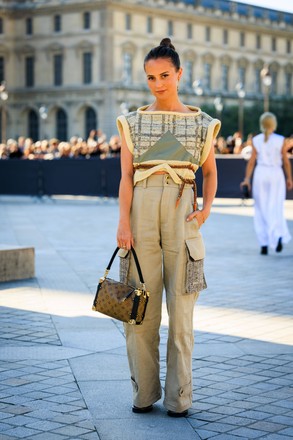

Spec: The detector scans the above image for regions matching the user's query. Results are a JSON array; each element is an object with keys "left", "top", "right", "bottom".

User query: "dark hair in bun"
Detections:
[{"left": 144, "top": 37, "right": 180, "bottom": 71}]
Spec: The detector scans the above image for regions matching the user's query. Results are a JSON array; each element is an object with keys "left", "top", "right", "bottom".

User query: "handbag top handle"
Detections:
[{"left": 106, "top": 246, "right": 145, "bottom": 286}]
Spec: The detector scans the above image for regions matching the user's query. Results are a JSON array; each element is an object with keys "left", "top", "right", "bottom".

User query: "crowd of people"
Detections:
[
  {"left": 0, "top": 129, "right": 121, "bottom": 160},
  {"left": 0, "top": 128, "right": 292, "bottom": 160}
]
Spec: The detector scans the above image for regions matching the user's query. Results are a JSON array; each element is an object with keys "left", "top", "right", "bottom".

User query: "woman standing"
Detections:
[
  {"left": 241, "top": 112, "right": 293, "bottom": 255},
  {"left": 116, "top": 38, "right": 220, "bottom": 417}
]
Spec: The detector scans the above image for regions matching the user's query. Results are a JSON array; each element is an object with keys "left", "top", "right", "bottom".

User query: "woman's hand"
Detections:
[
  {"left": 287, "top": 178, "right": 293, "bottom": 191},
  {"left": 240, "top": 177, "right": 251, "bottom": 193},
  {"left": 117, "top": 221, "right": 134, "bottom": 250},
  {"left": 186, "top": 209, "right": 209, "bottom": 228}
]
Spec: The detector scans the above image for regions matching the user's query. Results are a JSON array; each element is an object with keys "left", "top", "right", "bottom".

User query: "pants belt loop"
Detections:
[{"left": 143, "top": 178, "right": 147, "bottom": 188}]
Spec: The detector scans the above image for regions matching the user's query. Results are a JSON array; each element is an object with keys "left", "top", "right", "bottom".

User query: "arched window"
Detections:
[
  {"left": 122, "top": 52, "right": 133, "bottom": 85},
  {"left": 85, "top": 107, "right": 97, "bottom": 139},
  {"left": 56, "top": 108, "right": 67, "bottom": 141},
  {"left": 28, "top": 109, "right": 39, "bottom": 141},
  {"left": 184, "top": 61, "right": 193, "bottom": 89}
]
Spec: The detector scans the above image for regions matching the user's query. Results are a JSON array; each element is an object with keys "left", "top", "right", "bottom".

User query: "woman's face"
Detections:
[{"left": 144, "top": 58, "right": 182, "bottom": 100}]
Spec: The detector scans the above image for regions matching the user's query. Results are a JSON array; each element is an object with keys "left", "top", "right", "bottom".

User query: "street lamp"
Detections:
[
  {"left": 213, "top": 96, "right": 223, "bottom": 121},
  {"left": 236, "top": 82, "right": 246, "bottom": 138},
  {"left": 193, "top": 79, "right": 203, "bottom": 109},
  {"left": 39, "top": 105, "right": 48, "bottom": 140},
  {"left": 0, "top": 81, "right": 8, "bottom": 144},
  {"left": 193, "top": 79, "right": 203, "bottom": 97},
  {"left": 120, "top": 102, "right": 129, "bottom": 116},
  {"left": 260, "top": 65, "right": 272, "bottom": 112}
]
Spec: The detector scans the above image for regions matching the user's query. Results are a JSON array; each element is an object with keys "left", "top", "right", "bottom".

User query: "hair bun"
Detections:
[{"left": 159, "top": 38, "right": 176, "bottom": 51}]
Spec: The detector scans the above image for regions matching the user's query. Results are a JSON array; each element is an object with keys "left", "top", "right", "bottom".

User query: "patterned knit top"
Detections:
[{"left": 117, "top": 105, "right": 221, "bottom": 185}]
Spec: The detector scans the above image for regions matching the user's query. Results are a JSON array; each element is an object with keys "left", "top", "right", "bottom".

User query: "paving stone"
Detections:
[
  {"left": 51, "top": 425, "right": 91, "bottom": 436},
  {"left": 2, "top": 426, "right": 42, "bottom": 438},
  {"left": 193, "top": 429, "right": 218, "bottom": 439},
  {"left": 198, "top": 421, "right": 236, "bottom": 433},
  {"left": 249, "top": 421, "right": 287, "bottom": 432},
  {"left": 24, "top": 433, "right": 66, "bottom": 440},
  {"left": 0, "top": 405, "right": 32, "bottom": 415},
  {"left": 230, "top": 427, "right": 268, "bottom": 438},
  {"left": 278, "top": 427, "right": 293, "bottom": 436}
]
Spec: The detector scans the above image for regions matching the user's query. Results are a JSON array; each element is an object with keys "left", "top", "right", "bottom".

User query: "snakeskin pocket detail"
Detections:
[{"left": 185, "top": 237, "right": 207, "bottom": 294}]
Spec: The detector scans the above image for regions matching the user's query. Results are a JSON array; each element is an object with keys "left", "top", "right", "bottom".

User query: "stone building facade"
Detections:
[{"left": 0, "top": 0, "right": 292, "bottom": 141}]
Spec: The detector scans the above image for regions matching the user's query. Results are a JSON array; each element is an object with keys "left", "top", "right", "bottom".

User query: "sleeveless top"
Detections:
[
  {"left": 253, "top": 133, "right": 284, "bottom": 168},
  {"left": 117, "top": 105, "right": 221, "bottom": 186}
]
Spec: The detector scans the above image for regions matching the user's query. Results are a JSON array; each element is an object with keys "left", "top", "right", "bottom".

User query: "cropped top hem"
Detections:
[{"left": 133, "top": 160, "right": 196, "bottom": 185}]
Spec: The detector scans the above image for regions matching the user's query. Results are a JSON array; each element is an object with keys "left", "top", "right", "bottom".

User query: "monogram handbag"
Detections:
[{"left": 92, "top": 247, "right": 149, "bottom": 325}]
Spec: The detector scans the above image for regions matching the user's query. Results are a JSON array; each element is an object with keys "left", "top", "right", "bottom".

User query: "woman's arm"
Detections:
[
  {"left": 282, "top": 141, "right": 293, "bottom": 191},
  {"left": 186, "top": 146, "right": 217, "bottom": 226},
  {"left": 240, "top": 145, "right": 257, "bottom": 192},
  {"left": 116, "top": 131, "right": 135, "bottom": 250}
]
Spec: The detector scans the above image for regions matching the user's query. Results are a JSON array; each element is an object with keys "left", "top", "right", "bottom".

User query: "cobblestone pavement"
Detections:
[{"left": 0, "top": 195, "right": 292, "bottom": 440}]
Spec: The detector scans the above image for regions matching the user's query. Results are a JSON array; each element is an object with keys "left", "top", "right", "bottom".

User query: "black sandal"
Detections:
[
  {"left": 132, "top": 405, "right": 153, "bottom": 414},
  {"left": 167, "top": 409, "right": 188, "bottom": 418}
]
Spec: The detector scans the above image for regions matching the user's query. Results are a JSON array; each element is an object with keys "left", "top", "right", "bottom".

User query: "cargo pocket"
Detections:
[
  {"left": 118, "top": 248, "right": 130, "bottom": 284},
  {"left": 185, "top": 237, "right": 207, "bottom": 294}
]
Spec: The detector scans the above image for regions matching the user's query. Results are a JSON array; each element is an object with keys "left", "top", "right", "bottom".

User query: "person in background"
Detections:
[{"left": 240, "top": 112, "right": 293, "bottom": 255}]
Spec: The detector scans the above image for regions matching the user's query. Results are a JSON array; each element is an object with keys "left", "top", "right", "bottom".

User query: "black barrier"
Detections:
[{"left": 0, "top": 157, "right": 292, "bottom": 199}]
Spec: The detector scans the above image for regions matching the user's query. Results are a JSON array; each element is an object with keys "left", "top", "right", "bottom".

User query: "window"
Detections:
[
  {"left": 286, "top": 39, "right": 291, "bottom": 54},
  {"left": 54, "top": 15, "right": 61, "bottom": 32},
  {"left": 221, "top": 64, "right": 229, "bottom": 91},
  {"left": 205, "top": 26, "right": 211, "bottom": 42},
  {"left": 83, "top": 52, "right": 92, "bottom": 84},
  {"left": 147, "top": 16, "right": 153, "bottom": 34},
  {"left": 0, "top": 57, "right": 4, "bottom": 82},
  {"left": 240, "top": 32, "right": 245, "bottom": 47},
  {"left": 167, "top": 20, "right": 173, "bottom": 36},
  {"left": 187, "top": 23, "right": 192, "bottom": 40},
  {"left": 204, "top": 63, "right": 211, "bottom": 90},
  {"left": 271, "top": 71, "right": 277, "bottom": 95},
  {"left": 255, "top": 67, "right": 261, "bottom": 93},
  {"left": 223, "top": 29, "right": 228, "bottom": 45},
  {"left": 28, "top": 110, "right": 39, "bottom": 141},
  {"left": 0, "top": 17, "right": 3, "bottom": 34},
  {"left": 238, "top": 67, "right": 246, "bottom": 88},
  {"left": 56, "top": 109, "right": 67, "bottom": 141},
  {"left": 125, "top": 13, "right": 131, "bottom": 31},
  {"left": 54, "top": 54, "right": 63, "bottom": 86},
  {"left": 122, "top": 52, "right": 132, "bottom": 85},
  {"left": 83, "top": 12, "right": 91, "bottom": 30},
  {"left": 285, "top": 72, "right": 292, "bottom": 95},
  {"left": 25, "top": 56, "right": 34, "bottom": 87},
  {"left": 272, "top": 37, "right": 276, "bottom": 52},
  {"left": 26, "top": 17, "right": 33, "bottom": 35},
  {"left": 85, "top": 107, "right": 97, "bottom": 139},
  {"left": 185, "top": 61, "right": 193, "bottom": 88},
  {"left": 256, "top": 34, "right": 261, "bottom": 49}
]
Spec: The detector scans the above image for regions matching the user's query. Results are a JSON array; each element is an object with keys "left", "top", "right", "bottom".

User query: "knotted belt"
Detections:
[{"left": 133, "top": 163, "right": 198, "bottom": 211}]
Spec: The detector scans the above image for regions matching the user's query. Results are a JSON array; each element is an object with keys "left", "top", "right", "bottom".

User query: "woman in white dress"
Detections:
[{"left": 241, "top": 112, "right": 293, "bottom": 254}]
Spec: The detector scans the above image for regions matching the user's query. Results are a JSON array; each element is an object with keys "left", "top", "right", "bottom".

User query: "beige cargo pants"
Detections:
[{"left": 119, "top": 174, "right": 206, "bottom": 412}]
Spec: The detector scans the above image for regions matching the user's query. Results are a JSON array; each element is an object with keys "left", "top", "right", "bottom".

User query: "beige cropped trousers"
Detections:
[{"left": 121, "top": 174, "right": 205, "bottom": 412}]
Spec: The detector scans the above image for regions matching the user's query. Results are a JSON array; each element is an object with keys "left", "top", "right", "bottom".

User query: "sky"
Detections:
[{"left": 233, "top": 0, "right": 293, "bottom": 13}]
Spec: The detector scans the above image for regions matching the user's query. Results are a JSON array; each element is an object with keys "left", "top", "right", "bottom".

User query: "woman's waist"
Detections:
[
  {"left": 135, "top": 173, "right": 194, "bottom": 188},
  {"left": 256, "top": 162, "right": 281, "bottom": 168}
]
